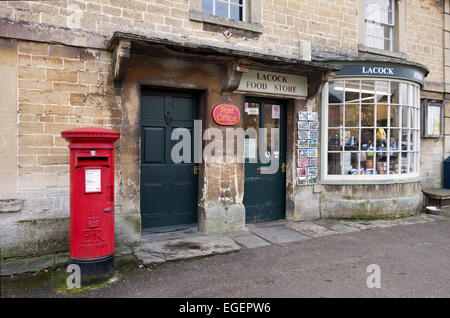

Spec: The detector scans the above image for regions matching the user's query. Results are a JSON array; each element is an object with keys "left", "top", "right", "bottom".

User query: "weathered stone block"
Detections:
[
  {"left": 0, "top": 199, "right": 23, "bottom": 213},
  {"left": 0, "top": 255, "right": 55, "bottom": 276},
  {"left": 198, "top": 203, "right": 245, "bottom": 234}
]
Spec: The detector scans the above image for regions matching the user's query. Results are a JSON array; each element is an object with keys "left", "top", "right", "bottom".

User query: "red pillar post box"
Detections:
[{"left": 61, "top": 127, "right": 120, "bottom": 285}]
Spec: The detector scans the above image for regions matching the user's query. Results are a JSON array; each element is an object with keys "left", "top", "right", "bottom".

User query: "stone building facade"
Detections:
[{"left": 0, "top": 0, "right": 447, "bottom": 261}]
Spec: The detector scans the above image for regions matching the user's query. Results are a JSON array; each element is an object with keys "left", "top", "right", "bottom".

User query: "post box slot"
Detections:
[{"left": 76, "top": 156, "right": 110, "bottom": 167}]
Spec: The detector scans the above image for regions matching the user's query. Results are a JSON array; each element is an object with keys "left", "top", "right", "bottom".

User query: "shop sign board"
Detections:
[
  {"left": 237, "top": 69, "right": 308, "bottom": 97},
  {"left": 334, "top": 63, "right": 426, "bottom": 85},
  {"left": 212, "top": 104, "right": 241, "bottom": 126}
]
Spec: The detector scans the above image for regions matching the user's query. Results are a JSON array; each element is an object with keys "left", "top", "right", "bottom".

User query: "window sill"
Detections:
[
  {"left": 358, "top": 44, "right": 408, "bottom": 60},
  {"left": 320, "top": 175, "right": 421, "bottom": 185},
  {"left": 189, "top": 10, "right": 263, "bottom": 33}
]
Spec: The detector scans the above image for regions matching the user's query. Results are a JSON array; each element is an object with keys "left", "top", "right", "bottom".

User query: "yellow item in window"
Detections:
[{"left": 376, "top": 128, "right": 386, "bottom": 140}]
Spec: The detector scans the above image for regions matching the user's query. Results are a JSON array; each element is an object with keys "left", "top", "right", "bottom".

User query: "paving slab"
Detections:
[
  {"left": 313, "top": 220, "right": 360, "bottom": 233},
  {"left": 134, "top": 235, "right": 241, "bottom": 261},
  {"left": 250, "top": 225, "right": 311, "bottom": 244},
  {"left": 340, "top": 220, "right": 378, "bottom": 230},
  {"left": 368, "top": 219, "right": 399, "bottom": 228},
  {"left": 233, "top": 234, "right": 271, "bottom": 249},
  {"left": 134, "top": 252, "right": 166, "bottom": 266},
  {"left": 426, "top": 214, "right": 449, "bottom": 221},
  {"left": 287, "top": 222, "right": 338, "bottom": 238}
]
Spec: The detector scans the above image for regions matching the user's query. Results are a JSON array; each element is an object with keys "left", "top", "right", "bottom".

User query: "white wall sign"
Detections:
[
  {"left": 272, "top": 105, "right": 280, "bottom": 119},
  {"left": 85, "top": 169, "right": 101, "bottom": 192},
  {"left": 237, "top": 69, "right": 308, "bottom": 97}
]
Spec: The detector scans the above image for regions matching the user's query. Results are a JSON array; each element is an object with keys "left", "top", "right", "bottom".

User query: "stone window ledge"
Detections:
[
  {"left": 189, "top": 10, "right": 263, "bottom": 33},
  {"left": 358, "top": 44, "right": 408, "bottom": 60}
]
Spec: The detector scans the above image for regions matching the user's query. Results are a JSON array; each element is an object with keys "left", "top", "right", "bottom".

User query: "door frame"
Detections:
[
  {"left": 243, "top": 96, "right": 288, "bottom": 223},
  {"left": 139, "top": 87, "right": 201, "bottom": 233}
]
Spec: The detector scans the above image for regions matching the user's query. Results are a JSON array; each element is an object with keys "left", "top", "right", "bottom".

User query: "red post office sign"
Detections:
[{"left": 212, "top": 104, "right": 240, "bottom": 126}]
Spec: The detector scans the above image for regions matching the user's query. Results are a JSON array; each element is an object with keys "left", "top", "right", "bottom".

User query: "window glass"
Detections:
[
  {"left": 364, "top": 0, "right": 394, "bottom": 51},
  {"left": 328, "top": 105, "right": 343, "bottom": 127},
  {"left": 329, "top": 81, "right": 344, "bottom": 103},
  {"left": 361, "top": 104, "right": 375, "bottom": 127},
  {"left": 345, "top": 81, "right": 361, "bottom": 103},
  {"left": 326, "top": 79, "right": 420, "bottom": 178},
  {"left": 202, "top": 0, "right": 247, "bottom": 22},
  {"left": 202, "top": 0, "right": 213, "bottom": 15}
]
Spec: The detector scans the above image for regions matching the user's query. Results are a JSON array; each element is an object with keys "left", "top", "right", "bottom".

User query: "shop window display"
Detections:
[{"left": 325, "top": 79, "right": 420, "bottom": 178}]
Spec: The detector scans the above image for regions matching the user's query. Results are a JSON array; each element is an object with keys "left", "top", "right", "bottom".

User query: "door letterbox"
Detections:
[{"left": 61, "top": 127, "right": 120, "bottom": 285}]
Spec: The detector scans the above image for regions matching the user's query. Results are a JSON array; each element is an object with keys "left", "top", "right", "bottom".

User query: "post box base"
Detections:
[{"left": 69, "top": 254, "right": 114, "bottom": 286}]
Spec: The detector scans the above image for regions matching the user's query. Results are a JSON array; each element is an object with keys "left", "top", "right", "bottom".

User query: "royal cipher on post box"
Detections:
[{"left": 61, "top": 127, "right": 120, "bottom": 285}]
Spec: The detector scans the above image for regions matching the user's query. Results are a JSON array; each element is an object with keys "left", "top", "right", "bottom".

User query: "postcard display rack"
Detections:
[{"left": 297, "top": 111, "right": 319, "bottom": 186}]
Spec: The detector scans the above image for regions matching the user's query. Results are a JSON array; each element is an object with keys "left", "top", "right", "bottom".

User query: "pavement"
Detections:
[
  {"left": 132, "top": 213, "right": 446, "bottom": 267},
  {"left": 1, "top": 213, "right": 449, "bottom": 297}
]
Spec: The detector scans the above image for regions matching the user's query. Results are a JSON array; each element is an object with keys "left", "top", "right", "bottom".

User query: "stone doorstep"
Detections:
[{"left": 133, "top": 235, "right": 242, "bottom": 266}]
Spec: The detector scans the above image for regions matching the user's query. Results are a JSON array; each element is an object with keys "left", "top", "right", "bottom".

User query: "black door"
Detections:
[
  {"left": 243, "top": 98, "right": 287, "bottom": 223},
  {"left": 140, "top": 90, "right": 198, "bottom": 232}
]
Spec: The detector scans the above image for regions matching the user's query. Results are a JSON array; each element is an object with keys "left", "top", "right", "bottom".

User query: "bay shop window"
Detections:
[{"left": 322, "top": 79, "right": 421, "bottom": 181}]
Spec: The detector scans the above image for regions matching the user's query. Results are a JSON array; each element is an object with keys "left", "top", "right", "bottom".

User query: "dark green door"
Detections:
[
  {"left": 140, "top": 90, "right": 198, "bottom": 232},
  {"left": 243, "top": 98, "right": 286, "bottom": 223}
]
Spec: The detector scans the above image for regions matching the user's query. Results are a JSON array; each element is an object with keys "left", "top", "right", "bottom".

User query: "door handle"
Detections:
[
  {"left": 281, "top": 162, "right": 286, "bottom": 173},
  {"left": 192, "top": 165, "right": 198, "bottom": 175},
  {"left": 104, "top": 207, "right": 112, "bottom": 213}
]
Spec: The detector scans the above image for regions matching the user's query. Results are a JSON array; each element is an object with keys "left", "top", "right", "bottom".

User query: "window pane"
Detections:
[
  {"left": 376, "top": 81, "right": 389, "bottom": 104},
  {"left": 376, "top": 152, "right": 387, "bottom": 175},
  {"left": 410, "top": 107, "right": 416, "bottom": 129},
  {"left": 377, "top": 104, "right": 388, "bottom": 127},
  {"left": 401, "top": 129, "right": 409, "bottom": 151},
  {"left": 264, "top": 103, "right": 279, "bottom": 155},
  {"left": 244, "top": 102, "right": 259, "bottom": 159},
  {"left": 401, "top": 152, "right": 408, "bottom": 173},
  {"left": 361, "top": 104, "right": 375, "bottom": 127},
  {"left": 390, "top": 105, "right": 400, "bottom": 127},
  {"left": 400, "top": 83, "right": 408, "bottom": 105},
  {"left": 329, "top": 81, "right": 344, "bottom": 103},
  {"left": 328, "top": 128, "right": 342, "bottom": 151},
  {"left": 361, "top": 128, "right": 375, "bottom": 151},
  {"left": 343, "top": 152, "right": 359, "bottom": 175},
  {"left": 389, "top": 152, "right": 399, "bottom": 174},
  {"left": 391, "top": 82, "right": 400, "bottom": 104},
  {"left": 345, "top": 81, "right": 360, "bottom": 103},
  {"left": 345, "top": 104, "right": 359, "bottom": 127},
  {"left": 361, "top": 81, "right": 375, "bottom": 103},
  {"left": 389, "top": 129, "right": 400, "bottom": 151},
  {"left": 344, "top": 128, "right": 359, "bottom": 151},
  {"left": 328, "top": 152, "right": 342, "bottom": 175},
  {"left": 414, "top": 86, "right": 419, "bottom": 107},
  {"left": 328, "top": 104, "right": 343, "bottom": 127},
  {"left": 202, "top": 0, "right": 213, "bottom": 15},
  {"left": 215, "top": 0, "right": 228, "bottom": 18},
  {"left": 402, "top": 106, "right": 409, "bottom": 128},
  {"left": 409, "top": 153, "right": 416, "bottom": 173},
  {"left": 230, "top": 3, "right": 243, "bottom": 21},
  {"left": 376, "top": 128, "right": 388, "bottom": 151},
  {"left": 410, "top": 130, "right": 417, "bottom": 151}
]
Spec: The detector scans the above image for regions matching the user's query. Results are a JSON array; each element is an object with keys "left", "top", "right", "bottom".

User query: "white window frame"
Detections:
[
  {"left": 364, "top": 0, "right": 395, "bottom": 51},
  {"left": 320, "top": 79, "right": 421, "bottom": 185},
  {"left": 202, "top": 0, "right": 248, "bottom": 22}
]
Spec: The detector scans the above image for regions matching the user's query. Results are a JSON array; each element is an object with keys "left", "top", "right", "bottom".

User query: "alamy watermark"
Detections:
[
  {"left": 66, "top": 264, "right": 81, "bottom": 289},
  {"left": 170, "top": 120, "right": 281, "bottom": 174},
  {"left": 366, "top": 264, "right": 381, "bottom": 289}
]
